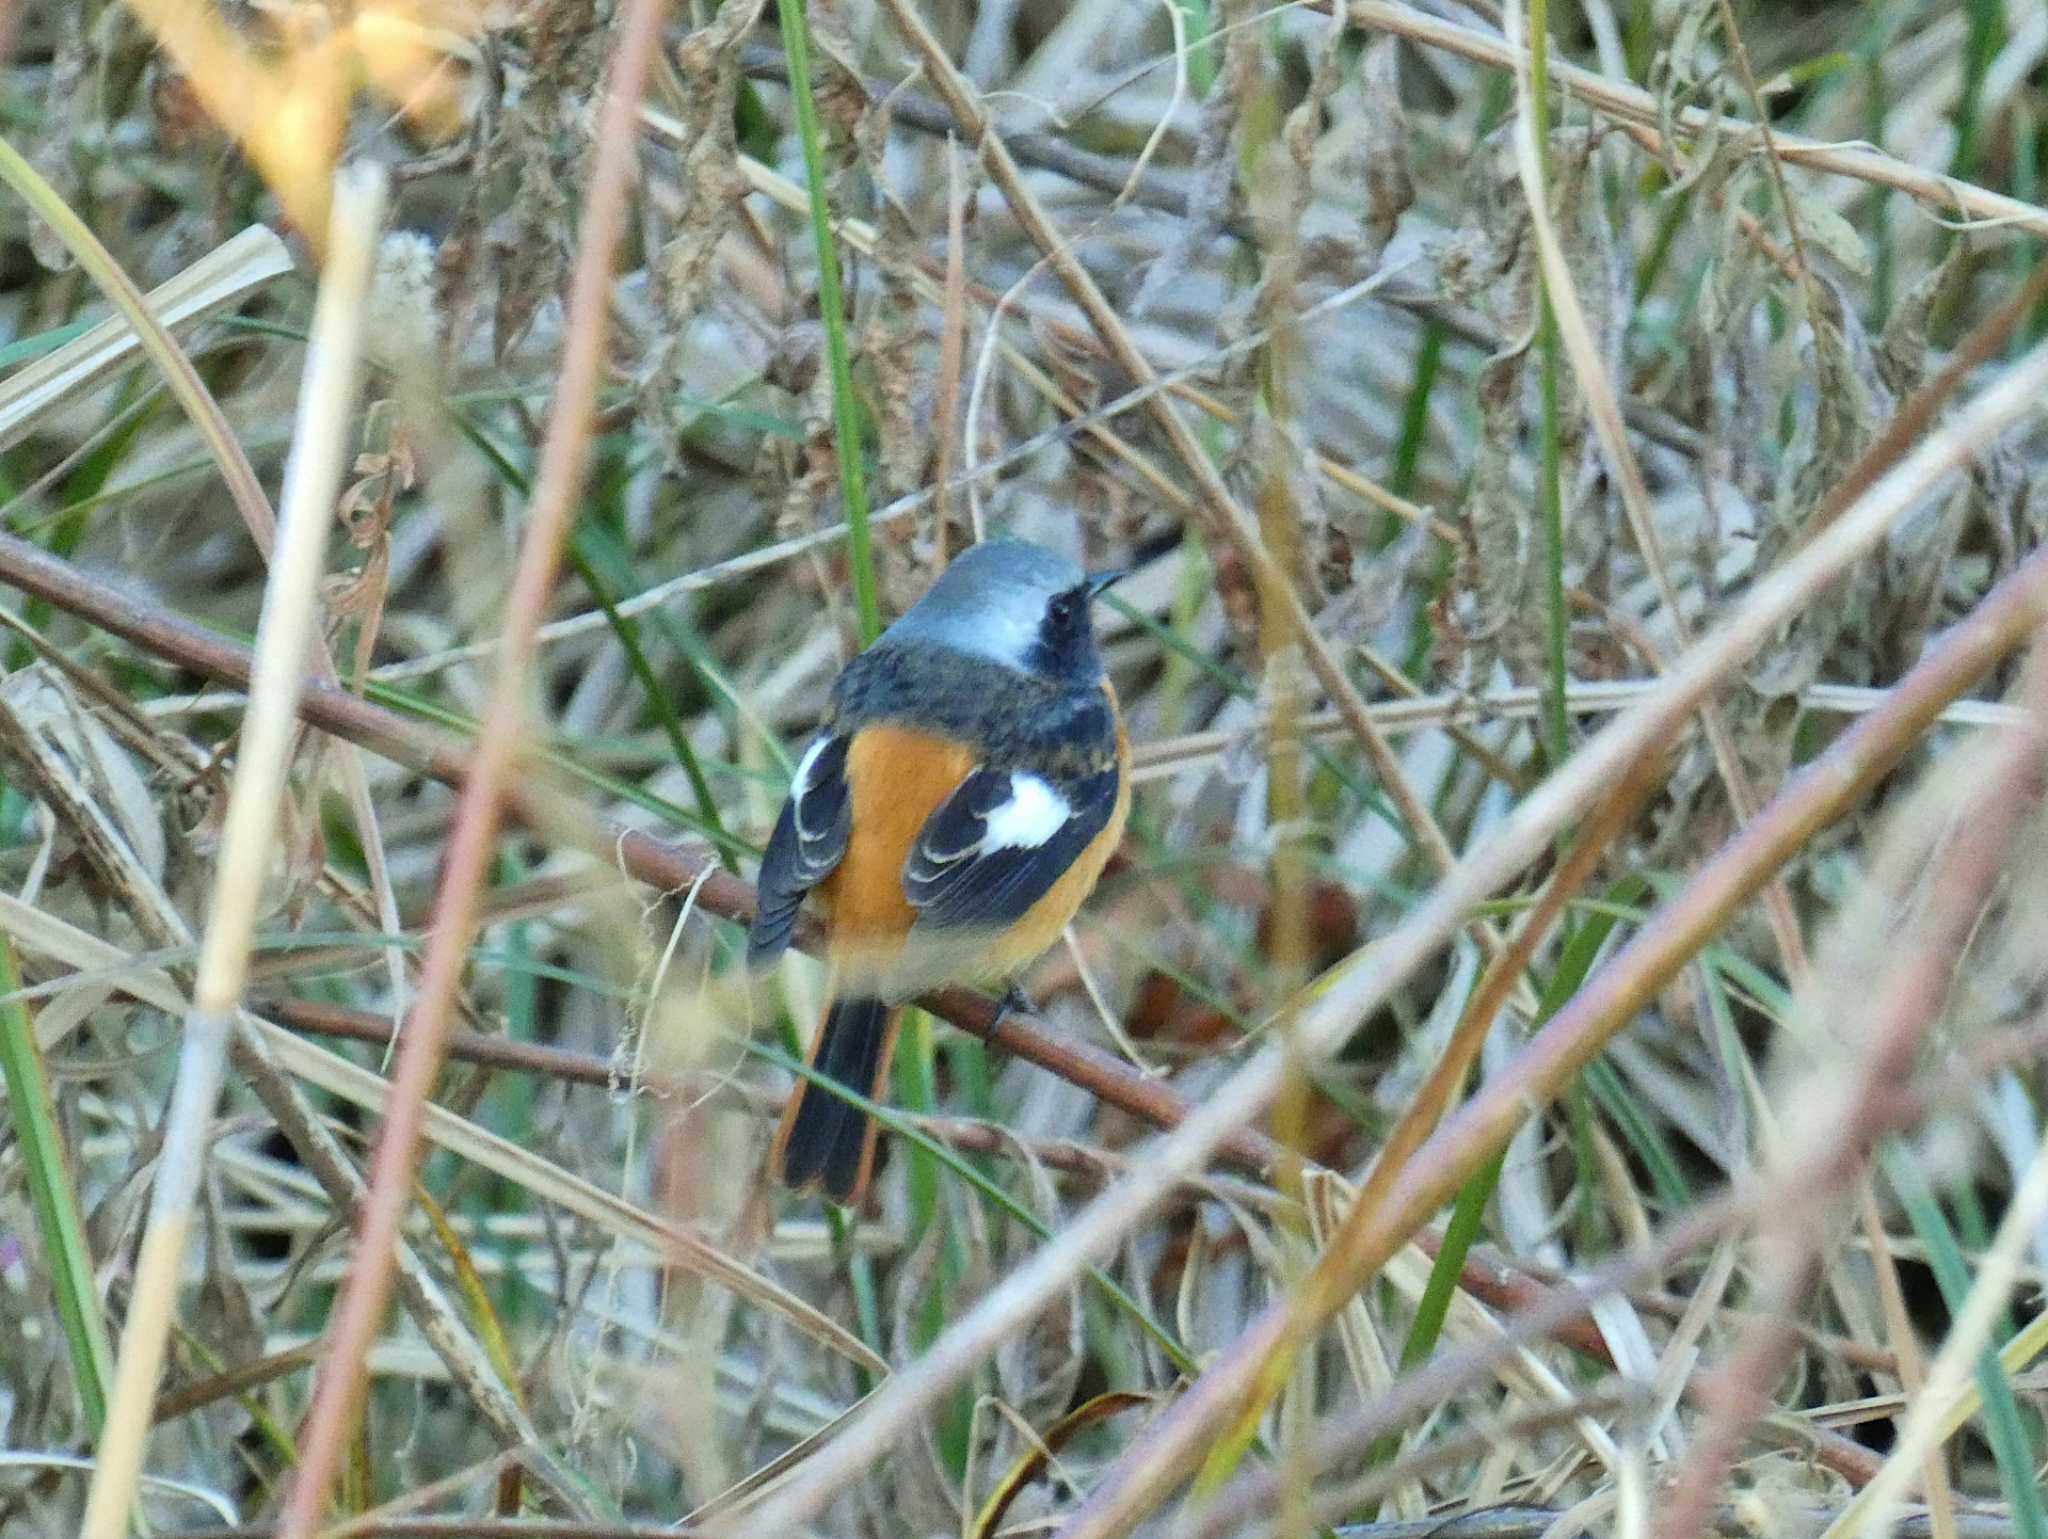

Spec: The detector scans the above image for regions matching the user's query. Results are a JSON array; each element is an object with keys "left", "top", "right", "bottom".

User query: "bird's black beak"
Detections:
[{"left": 1081, "top": 568, "right": 1127, "bottom": 600}]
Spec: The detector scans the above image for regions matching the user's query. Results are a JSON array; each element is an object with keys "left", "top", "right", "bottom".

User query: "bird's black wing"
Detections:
[
  {"left": 903, "top": 762, "right": 1121, "bottom": 933},
  {"left": 748, "top": 734, "right": 851, "bottom": 966}
]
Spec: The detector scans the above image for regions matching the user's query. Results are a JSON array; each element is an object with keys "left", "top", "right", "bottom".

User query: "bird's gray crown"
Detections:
[{"left": 881, "top": 539, "right": 1088, "bottom": 674}]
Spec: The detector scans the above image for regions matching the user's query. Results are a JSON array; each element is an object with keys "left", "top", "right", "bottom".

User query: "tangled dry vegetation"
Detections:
[{"left": 2, "top": 0, "right": 2048, "bottom": 1535}]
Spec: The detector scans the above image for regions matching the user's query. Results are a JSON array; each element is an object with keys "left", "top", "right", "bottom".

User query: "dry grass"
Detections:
[{"left": 1, "top": 2, "right": 2047, "bottom": 1538}]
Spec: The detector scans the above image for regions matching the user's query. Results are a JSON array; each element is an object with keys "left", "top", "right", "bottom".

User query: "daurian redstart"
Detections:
[{"left": 748, "top": 538, "right": 1130, "bottom": 1204}]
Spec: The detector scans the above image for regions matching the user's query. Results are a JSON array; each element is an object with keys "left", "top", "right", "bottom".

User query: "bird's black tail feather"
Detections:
[{"left": 774, "top": 996, "right": 901, "bottom": 1205}]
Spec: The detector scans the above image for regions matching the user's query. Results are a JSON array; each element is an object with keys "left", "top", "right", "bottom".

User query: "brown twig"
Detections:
[
  {"left": 0, "top": 528, "right": 1284, "bottom": 1173},
  {"left": 270, "top": 1, "right": 673, "bottom": 1531}
]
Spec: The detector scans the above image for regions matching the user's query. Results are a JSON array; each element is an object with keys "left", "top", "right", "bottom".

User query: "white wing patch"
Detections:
[
  {"left": 790, "top": 735, "right": 833, "bottom": 836},
  {"left": 980, "top": 773, "right": 1071, "bottom": 850},
  {"left": 793, "top": 735, "right": 831, "bottom": 795}
]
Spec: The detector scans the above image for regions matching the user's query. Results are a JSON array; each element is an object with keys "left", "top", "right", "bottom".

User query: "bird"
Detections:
[{"left": 747, "top": 538, "right": 1131, "bottom": 1205}]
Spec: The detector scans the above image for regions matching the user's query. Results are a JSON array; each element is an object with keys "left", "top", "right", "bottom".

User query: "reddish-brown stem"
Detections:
[
  {"left": 269, "top": 2, "right": 672, "bottom": 1530},
  {"left": 1653, "top": 634, "right": 2048, "bottom": 1539}
]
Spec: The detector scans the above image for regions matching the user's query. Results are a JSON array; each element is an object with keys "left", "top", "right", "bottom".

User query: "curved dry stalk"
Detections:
[
  {"left": 269, "top": 1, "right": 672, "bottom": 1530},
  {"left": 1052, "top": 520, "right": 2048, "bottom": 1539},
  {"left": 0, "top": 225, "right": 292, "bottom": 451},
  {"left": 1502, "top": 0, "right": 1805, "bottom": 977},
  {"left": 736, "top": 21, "right": 2045, "bottom": 280},
  {"left": 0, "top": 137, "right": 279, "bottom": 543},
  {"left": 79, "top": 162, "right": 385, "bottom": 1539},
  {"left": 1343, "top": 0, "right": 2048, "bottom": 240}
]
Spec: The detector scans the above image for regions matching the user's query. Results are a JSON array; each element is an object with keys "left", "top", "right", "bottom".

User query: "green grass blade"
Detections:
[
  {"left": 1528, "top": 0, "right": 1569, "bottom": 770},
  {"left": 1949, "top": 0, "right": 2005, "bottom": 181},
  {"left": 1883, "top": 1143, "right": 2048, "bottom": 1539},
  {"left": 774, "top": 0, "right": 880, "bottom": 644},
  {"left": 0, "top": 314, "right": 96, "bottom": 372},
  {"left": 1401, "top": 1145, "right": 1506, "bottom": 1377},
  {"left": 0, "top": 932, "right": 116, "bottom": 1434},
  {"left": 1385, "top": 322, "right": 1443, "bottom": 510},
  {"left": 1583, "top": 1056, "right": 1691, "bottom": 1209}
]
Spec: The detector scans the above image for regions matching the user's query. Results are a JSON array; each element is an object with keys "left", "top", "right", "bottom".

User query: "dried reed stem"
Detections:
[{"left": 80, "top": 162, "right": 385, "bottom": 1539}]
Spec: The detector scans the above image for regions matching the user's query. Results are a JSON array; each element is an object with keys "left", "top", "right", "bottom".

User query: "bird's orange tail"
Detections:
[{"left": 772, "top": 995, "right": 903, "bottom": 1205}]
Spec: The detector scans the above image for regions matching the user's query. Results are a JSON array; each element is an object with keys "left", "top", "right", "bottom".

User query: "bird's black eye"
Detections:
[{"left": 1049, "top": 592, "right": 1078, "bottom": 626}]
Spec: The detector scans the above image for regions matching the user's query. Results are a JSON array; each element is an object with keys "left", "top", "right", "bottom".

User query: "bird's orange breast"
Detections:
[
  {"left": 815, "top": 723, "right": 976, "bottom": 966},
  {"left": 815, "top": 681, "right": 1129, "bottom": 1000}
]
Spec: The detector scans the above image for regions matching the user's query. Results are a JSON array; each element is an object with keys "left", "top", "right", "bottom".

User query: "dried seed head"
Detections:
[{"left": 365, "top": 229, "right": 441, "bottom": 376}]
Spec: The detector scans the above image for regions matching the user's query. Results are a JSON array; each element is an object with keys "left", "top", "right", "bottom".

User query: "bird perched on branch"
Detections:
[{"left": 748, "top": 538, "right": 1130, "bottom": 1205}]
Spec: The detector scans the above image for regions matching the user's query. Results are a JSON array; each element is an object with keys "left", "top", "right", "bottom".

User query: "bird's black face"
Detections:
[{"left": 1027, "top": 571, "right": 1123, "bottom": 683}]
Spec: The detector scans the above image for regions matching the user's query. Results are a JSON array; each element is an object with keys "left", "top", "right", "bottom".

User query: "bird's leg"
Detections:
[{"left": 994, "top": 979, "right": 1038, "bottom": 1022}]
